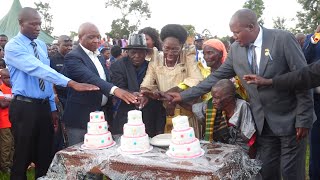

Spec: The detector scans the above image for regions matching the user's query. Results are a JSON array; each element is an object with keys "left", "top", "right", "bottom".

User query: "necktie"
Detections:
[
  {"left": 249, "top": 44, "right": 258, "bottom": 74},
  {"left": 30, "top": 41, "right": 45, "bottom": 91}
]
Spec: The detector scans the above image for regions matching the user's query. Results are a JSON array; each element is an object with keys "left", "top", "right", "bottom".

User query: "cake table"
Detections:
[{"left": 41, "top": 135, "right": 261, "bottom": 180}]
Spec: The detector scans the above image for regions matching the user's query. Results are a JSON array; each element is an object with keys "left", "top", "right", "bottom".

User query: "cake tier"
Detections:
[
  {"left": 123, "top": 123, "right": 146, "bottom": 137},
  {"left": 120, "top": 134, "right": 150, "bottom": 153},
  {"left": 90, "top": 111, "right": 105, "bottom": 122},
  {"left": 84, "top": 131, "right": 113, "bottom": 149},
  {"left": 127, "top": 110, "right": 143, "bottom": 124},
  {"left": 168, "top": 138, "right": 202, "bottom": 158},
  {"left": 172, "top": 115, "right": 189, "bottom": 130},
  {"left": 171, "top": 127, "right": 195, "bottom": 144},
  {"left": 87, "top": 121, "right": 108, "bottom": 135}
]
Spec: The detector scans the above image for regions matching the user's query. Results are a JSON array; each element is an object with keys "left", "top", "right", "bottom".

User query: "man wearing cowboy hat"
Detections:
[{"left": 110, "top": 33, "right": 165, "bottom": 137}]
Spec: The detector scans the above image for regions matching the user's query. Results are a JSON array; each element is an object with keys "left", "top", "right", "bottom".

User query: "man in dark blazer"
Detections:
[
  {"left": 110, "top": 34, "right": 166, "bottom": 137},
  {"left": 169, "top": 9, "right": 314, "bottom": 180},
  {"left": 62, "top": 22, "right": 137, "bottom": 147}
]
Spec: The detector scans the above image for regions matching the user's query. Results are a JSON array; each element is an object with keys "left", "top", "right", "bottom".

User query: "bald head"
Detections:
[
  {"left": 18, "top": 7, "right": 40, "bottom": 23},
  {"left": 212, "top": 79, "right": 236, "bottom": 97},
  {"left": 230, "top": 8, "right": 258, "bottom": 27},
  {"left": 78, "top": 22, "right": 99, "bottom": 39},
  {"left": 78, "top": 22, "right": 100, "bottom": 52},
  {"left": 18, "top": 7, "right": 41, "bottom": 40}
]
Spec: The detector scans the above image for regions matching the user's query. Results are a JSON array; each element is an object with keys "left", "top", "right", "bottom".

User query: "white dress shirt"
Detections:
[{"left": 252, "top": 26, "right": 263, "bottom": 70}]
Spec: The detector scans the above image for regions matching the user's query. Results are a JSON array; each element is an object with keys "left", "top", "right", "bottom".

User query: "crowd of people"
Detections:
[{"left": 0, "top": 6, "right": 319, "bottom": 180}]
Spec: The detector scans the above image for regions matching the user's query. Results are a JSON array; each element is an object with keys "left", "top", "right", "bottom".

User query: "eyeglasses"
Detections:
[{"left": 163, "top": 46, "right": 181, "bottom": 55}]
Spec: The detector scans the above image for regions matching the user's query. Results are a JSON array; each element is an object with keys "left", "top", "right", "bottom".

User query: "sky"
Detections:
[{"left": 0, "top": 0, "right": 302, "bottom": 38}]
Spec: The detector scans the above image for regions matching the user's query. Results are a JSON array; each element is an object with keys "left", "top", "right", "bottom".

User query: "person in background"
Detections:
[
  {"left": 194, "top": 34, "right": 206, "bottom": 68},
  {"left": 138, "top": 27, "right": 162, "bottom": 61},
  {"left": 99, "top": 47, "right": 111, "bottom": 69},
  {"left": 169, "top": 9, "right": 314, "bottom": 180},
  {"left": 0, "top": 69, "right": 14, "bottom": 174},
  {"left": 48, "top": 44, "right": 58, "bottom": 57},
  {"left": 0, "top": 46, "right": 4, "bottom": 60},
  {"left": 0, "top": 34, "right": 8, "bottom": 49},
  {"left": 110, "top": 45, "right": 122, "bottom": 63},
  {"left": 295, "top": 33, "right": 306, "bottom": 49},
  {"left": 4, "top": 7, "right": 99, "bottom": 180}
]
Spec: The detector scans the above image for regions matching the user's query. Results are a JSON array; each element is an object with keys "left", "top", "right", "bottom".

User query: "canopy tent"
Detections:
[{"left": 0, "top": 0, "right": 54, "bottom": 44}]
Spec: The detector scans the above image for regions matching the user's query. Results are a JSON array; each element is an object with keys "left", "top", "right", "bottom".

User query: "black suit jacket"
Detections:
[
  {"left": 62, "top": 45, "right": 114, "bottom": 129},
  {"left": 110, "top": 57, "right": 166, "bottom": 136},
  {"left": 273, "top": 60, "right": 320, "bottom": 90}
]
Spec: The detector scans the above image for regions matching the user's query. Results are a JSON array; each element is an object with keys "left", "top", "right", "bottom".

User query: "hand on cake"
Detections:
[
  {"left": 67, "top": 80, "right": 100, "bottom": 91},
  {"left": 114, "top": 88, "right": 138, "bottom": 104}
]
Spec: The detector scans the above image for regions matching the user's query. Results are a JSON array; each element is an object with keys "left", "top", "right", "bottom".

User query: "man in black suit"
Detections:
[
  {"left": 62, "top": 22, "right": 137, "bottom": 147},
  {"left": 110, "top": 34, "right": 166, "bottom": 137}
]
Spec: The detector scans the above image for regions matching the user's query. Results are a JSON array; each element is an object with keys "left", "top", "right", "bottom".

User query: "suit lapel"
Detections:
[
  {"left": 124, "top": 58, "right": 139, "bottom": 90},
  {"left": 259, "top": 28, "right": 274, "bottom": 76},
  {"left": 77, "top": 46, "right": 100, "bottom": 75}
]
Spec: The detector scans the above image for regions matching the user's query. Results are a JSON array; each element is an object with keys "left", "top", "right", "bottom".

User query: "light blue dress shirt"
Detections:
[{"left": 4, "top": 32, "right": 71, "bottom": 111}]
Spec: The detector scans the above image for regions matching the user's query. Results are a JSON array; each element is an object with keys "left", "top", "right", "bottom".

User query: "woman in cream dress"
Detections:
[{"left": 140, "top": 24, "right": 203, "bottom": 137}]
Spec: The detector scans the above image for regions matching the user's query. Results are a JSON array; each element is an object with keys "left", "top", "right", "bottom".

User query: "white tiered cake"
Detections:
[
  {"left": 82, "top": 111, "right": 115, "bottom": 149},
  {"left": 119, "top": 110, "right": 152, "bottom": 154},
  {"left": 166, "top": 116, "right": 204, "bottom": 159}
]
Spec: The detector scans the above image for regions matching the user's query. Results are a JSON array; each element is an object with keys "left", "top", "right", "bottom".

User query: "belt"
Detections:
[{"left": 14, "top": 95, "right": 49, "bottom": 104}]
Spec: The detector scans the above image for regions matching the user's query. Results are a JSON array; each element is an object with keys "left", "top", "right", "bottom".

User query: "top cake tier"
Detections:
[
  {"left": 172, "top": 116, "right": 190, "bottom": 130},
  {"left": 127, "top": 110, "right": 143, "bottom": 124},
  {"left": 90, "top": 111, "right": 105, "bottom": 122}
]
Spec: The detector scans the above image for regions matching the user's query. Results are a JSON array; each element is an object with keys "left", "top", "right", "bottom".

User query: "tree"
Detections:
[
  {"left": 34, "top": 2, "right": 54, "bottom": 35},
  {"left": 273, "top": 17, "right": 288, "bottom": 30},
  {"left": 105, "top": 0, "right": 151, "bottom": 38},
  {"left": 69, "top": 31, "right": 78, "bottom": 40},
  {"left": 243, "top": 0, "right": 265, "bottom": 25},
  {"left": 296, "top": 0, "right": 320, "bottom": 34},
  {"left": 182, "top": 25, "right": 196, "bottom": 37}
]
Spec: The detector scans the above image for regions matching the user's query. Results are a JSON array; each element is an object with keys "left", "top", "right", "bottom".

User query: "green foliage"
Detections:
[
  {"left": 296, "top": 0, "right": 320, "bottom": 34},
  {"left": 105, "top": 0, "right": 151, "bottom": 38},
  {"left": 182, "top": 25, "right": 196, "bottom": 37},
  {"left": 272, "top": 17, "right": 288, "bottom": 30},
  {"left": 34, "top": 1, "right": 54, "bottom": 35},
  {"left": 243, "top": 0, "right": 265, "bottom": 25},
  {"left": 69, "top": 31, "right": 78, "bottom": 40}
]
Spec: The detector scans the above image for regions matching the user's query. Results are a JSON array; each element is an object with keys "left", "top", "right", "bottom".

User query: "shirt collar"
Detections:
[
  {"left": 79, "top": 44, "right": 100, "bottom": 57},
  {"left": 253, "top": 26, "right": 263, "bottom": 48},
  {"left": 17, "top": 32, "right": 35, "bottom": 46}
]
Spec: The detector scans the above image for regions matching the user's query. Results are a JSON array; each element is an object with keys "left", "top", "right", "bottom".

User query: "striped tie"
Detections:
[{"left": 30, "top": 41, "right": 45, "bottom": 91}]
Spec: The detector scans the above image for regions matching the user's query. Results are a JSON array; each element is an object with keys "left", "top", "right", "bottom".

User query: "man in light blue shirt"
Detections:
[{"left": 4, "top": 7, "right": 99, "bottom": 180}]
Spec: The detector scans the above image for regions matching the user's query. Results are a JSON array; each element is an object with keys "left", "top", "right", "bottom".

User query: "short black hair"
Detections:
[
  {"left": 138, "top": 27, "right": 162, "bottom": 50},
  {"left": 111, "top": 45, "right": 122, "bottom": 58},
  {"left": 100, "top": 47, "right": 110, "bottom": 54},
  {"left": 160, "top": 24, "right": 188, "bottom": 44},
  {"left": 0, "top": 34, "right": 8, "bottom": 38}
]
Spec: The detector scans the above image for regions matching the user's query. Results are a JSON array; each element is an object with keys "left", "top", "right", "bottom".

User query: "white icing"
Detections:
[
  {"left": 172, "top": 116, "right": 189, "bottom": 130},
  {"left": 127, "top": 110, "right": 143, "bottom": 124},
  {"left": 120, "top": 134, "right": 150, "bottom": 152},
  {"left": 123, "top": 123, "right": 146, "bottom": 137},
  {"left": 168, "top": 139, "right": 202, "bottom": 157},
  {"left": 87, "top": 121, "right": 108, "bottom": 135},
  {"left": 171, "top": 127, "right": 195, "bottom": 144},
  {"left": 84, "top": 132, "right": 113, "bottom": 148},
  {"left": 89, "top": 111, "right": 105, "bottom": 122}
]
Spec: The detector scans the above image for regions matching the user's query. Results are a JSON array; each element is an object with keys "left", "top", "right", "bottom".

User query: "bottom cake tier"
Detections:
[
  {"left": 84, "top": 131, "right": 114, "bottom": 149},
  {"left": 120, "top": 134, "right": 150, "bottom": 153},
  {"left": 167, "top": 138, "right": 203, "bottom": 158}
]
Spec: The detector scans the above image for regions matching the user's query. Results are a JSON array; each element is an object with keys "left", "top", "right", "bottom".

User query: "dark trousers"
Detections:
[
  {"left": 310, "top": 94, "right": 320, "bottom": 180},
  {"left": 256, "top": 122, "right": 306, "bottom": 180},
  {"left": 9, "top": 98, "right": 54, "bottom": 180}
]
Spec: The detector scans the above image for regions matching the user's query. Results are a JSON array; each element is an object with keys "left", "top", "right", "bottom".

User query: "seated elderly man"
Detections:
[{"left": 192, "top": 79, "right": 256, "bottom": 153}]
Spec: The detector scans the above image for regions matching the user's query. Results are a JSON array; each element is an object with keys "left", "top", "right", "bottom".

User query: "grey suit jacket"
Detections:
[{"left": 181, "top": 28, "right": 315, "bottom": 136}]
